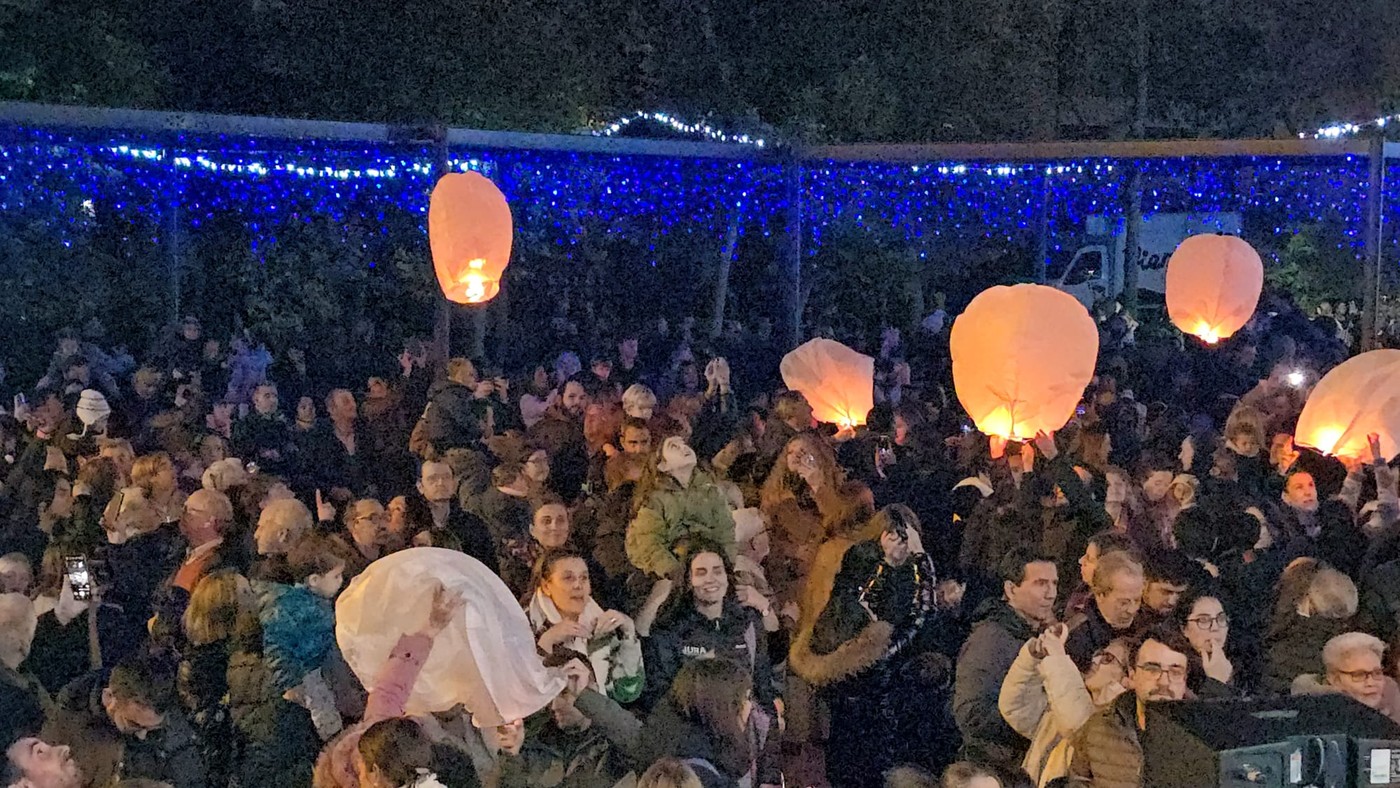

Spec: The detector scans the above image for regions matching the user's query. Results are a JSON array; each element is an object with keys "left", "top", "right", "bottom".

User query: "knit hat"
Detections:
[{"left": 75, "top": 389, "right": 111, "bottom": 429}]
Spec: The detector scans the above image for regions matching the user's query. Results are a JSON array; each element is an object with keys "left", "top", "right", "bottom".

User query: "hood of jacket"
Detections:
[{"left": 972, "top": 597, "right": 1039, "bottom": 643}]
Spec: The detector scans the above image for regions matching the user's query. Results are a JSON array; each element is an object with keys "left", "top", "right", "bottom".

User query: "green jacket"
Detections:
[{"left": 625, "top": 470, "right": 736, "bottom": 577}]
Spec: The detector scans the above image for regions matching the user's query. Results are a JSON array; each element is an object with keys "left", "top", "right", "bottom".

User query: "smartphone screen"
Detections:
[{"left": 64, "top": 555, "right": 91, "bottom": 601}]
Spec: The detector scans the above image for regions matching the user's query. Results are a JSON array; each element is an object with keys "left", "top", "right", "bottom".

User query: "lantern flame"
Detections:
[
  {"left": 1311, "top": 426, "right": 1347, "bottom": 457},
  {"left": 1194, "top": 323, "right": 1220, "bottom": 345}
]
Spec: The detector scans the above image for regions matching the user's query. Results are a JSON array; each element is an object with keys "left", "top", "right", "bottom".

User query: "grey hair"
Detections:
[
  {"left": 1322, "top": 631, "right": 1385, "bottom": 672},
  {"left": 0, "top": 593, "right": 37, "bottom": 669},
  {"left": 1305, "top": 568, "right": 1359, "bottom": 619}
]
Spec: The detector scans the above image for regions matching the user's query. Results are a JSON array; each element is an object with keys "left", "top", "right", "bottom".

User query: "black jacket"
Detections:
[
  {"left": 643, "top": 598, "right": 779, "bottom": 712},
  {"left": 43, "top": 669, "right": 208, "bottom": 788},
  {"left": 420, "top": 380, "right": 480, "bottom": 454},
  {"left": 226, "top": 629, "right": 318, "bottom": 788}
]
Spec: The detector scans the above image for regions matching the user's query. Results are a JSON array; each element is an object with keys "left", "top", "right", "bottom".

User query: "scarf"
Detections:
[{"left": 526, "top": 590, "right": 612, "bottom": 694}]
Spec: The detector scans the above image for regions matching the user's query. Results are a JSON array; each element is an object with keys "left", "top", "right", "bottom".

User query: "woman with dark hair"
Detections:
[
  {"left": 525, "top": 548, "right": 644, "bottom": 705},
  {"left": 808, "top": 505, "right": 956, "bottom": 787},
  {"left": 635, "top": 659, "right": 757, "bottom": 788},
  {"left": 642, "top": 541, "right": 780, "bottom": 712},
  {"left": 356, "top": 717, "right": 457, "bottom": 788}
]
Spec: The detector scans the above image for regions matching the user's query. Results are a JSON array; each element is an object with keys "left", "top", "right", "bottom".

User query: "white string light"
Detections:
[
  {"left": 1303, "top": 114, "right": 1399, "bottom": 139},
  {"left": 592, "top": 111, "right": 765, "bottom": 148}
]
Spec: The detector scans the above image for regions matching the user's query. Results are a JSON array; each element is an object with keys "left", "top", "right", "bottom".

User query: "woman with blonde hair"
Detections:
[
  {"left": 180, "top": 569, "right": 256, "bottom": 785},
  {"left": 130, "top": 451, "right": 186, "bottom": 524}
]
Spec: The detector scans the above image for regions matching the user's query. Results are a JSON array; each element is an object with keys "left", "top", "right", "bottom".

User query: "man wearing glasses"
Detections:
[
  {"left": 1291, "top": 632, "right": 1400, "bottom": 725},
  {"left": 1067, "top": 626, "right": 1192, "bottom": 788}
]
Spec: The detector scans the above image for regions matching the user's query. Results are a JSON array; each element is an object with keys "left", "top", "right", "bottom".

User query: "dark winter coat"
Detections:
[
  {"left": 0, "top": 664, "right": 50, "bottom": 750},
  {"left": 953, "top": 599, "right": 1039, "bottom": 767},
  {"left": 643, "top": 598, "right": 778, "bottom": 712},
  {"left": 232, "top": 412, "right": 300, "bottom": 477},
  {"left": 420, "top": 379, "right": 480, "bottom": 455},
  {"left": 1066, "top": 601, "right": 1134, "bottom": 673},
  {"left": 1261, "top": 613, "right": 1349, "bottom": 696},
  {"left": 99, "top": 525, "right": 185, "bottom": 664},
  {"left": 43, "top": 669, "right": 208, "bottom": 788},
  {"left": 226, "top": 630, "right": 318, "bottom": 788}
]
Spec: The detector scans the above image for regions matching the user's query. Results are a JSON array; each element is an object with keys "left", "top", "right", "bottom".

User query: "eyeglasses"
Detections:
[
  {"left": 1134, "top": 662, "right": 1188, "bottom": 682},
  {"left": 1092, "top": 651, "right": 1121, "bottom": 667},
  {"left": 1335, "top": 668, "right": 1386, "bottom": 683},
  {"left": 1186, "top": 613, "right": 1230, "bottom": 630}
]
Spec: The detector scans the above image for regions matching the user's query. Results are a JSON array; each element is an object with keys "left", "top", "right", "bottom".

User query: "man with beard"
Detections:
[
  {"left": 3, "top": 738, "right": 83, "bottom": 788},
  {"left": 527, "top": 378, "right": 590, "bottom": 502},
  {"left": 1067, "top": 627, "right": 1192, "bottom": 788}
]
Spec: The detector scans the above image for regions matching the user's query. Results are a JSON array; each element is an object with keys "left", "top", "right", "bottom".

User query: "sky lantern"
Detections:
[
  {"left": 1294, "top": 349, "right": 1400, "bottom": 462},
  {"left": 951, "top": 284, "right": 1099, "bottom": 441},
  {"left": 337, "top": 548, "right": 563, "bottom": 725},
  {"left": 1165, "top": 234, "right": 1263, "bottom": 345},
  {"left": 428, "top": 171, "right": 513, "bottom": 305},
  {"left": 780, "top": 338, "right": 875, "bottom": 429}
]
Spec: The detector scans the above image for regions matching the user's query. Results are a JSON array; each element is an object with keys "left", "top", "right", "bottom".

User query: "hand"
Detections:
[
  {"left": 1039, "top": 623, "right": 1069, "bottom": 658},
  {"left": 735, "top": 585, "right": 771, "bottom": 615},
  {"left": 989, "top": 435, "right": 1006, "bottom": 460},
  {"left": 560, "top": 658, "right": 592, "bottom": 695},
  {"left": 936, "top": 579, "right": 966, "bottom": 610},
  {"left": 539, "top": 620, "right": 590, "bottom": 652},
  {"left": 314, "top": 489, "right": 336, "bottom": 522},
  {"left": 1201, "top": 641, "right": 1233, "bottom": 684},
  {"left": 423, "top": 582, "right": 465, "bottom": 638},
  {"left": 1034, "top": 431, "right": 1059, "bottom": 461},
  {"left": 399, "top": 349, "right": 415, "bottom": 377},
  {"left": 779, "top": 601, "right": 801, "bottom": 625},
  {"left": 594, "top": 610, "right": 635, "bottom": 638},
  {"left": 1369, "top": 433, "right": 1385, "bottom": 467},
  {"left": 773, "top": 696, "right": 787, "bottom": 734}
]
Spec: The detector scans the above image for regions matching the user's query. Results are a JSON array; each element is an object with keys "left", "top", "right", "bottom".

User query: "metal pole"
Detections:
[
  {"left": 780, "top": 160, "right": 804, "bottom": 351},
  {"left": 431, "top": 125, "right": 453, "bottom": 369},
  {"left": 1362, "top": 132, "right": 1385, "bottom": 351}
]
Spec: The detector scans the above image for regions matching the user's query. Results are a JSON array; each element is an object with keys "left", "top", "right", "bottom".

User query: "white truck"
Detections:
[{"left": 1050, "top": 212, "right": 1243, "bottom": 309}]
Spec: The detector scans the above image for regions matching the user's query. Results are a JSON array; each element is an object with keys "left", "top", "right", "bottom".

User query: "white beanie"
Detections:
[{"left": 75, "top": 389, "right": 111, "bottom": 428}]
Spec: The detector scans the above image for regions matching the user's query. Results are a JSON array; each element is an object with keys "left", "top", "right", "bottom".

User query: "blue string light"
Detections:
[{"left": 1, "top": 126, "right": 1394, "bottom": 264}]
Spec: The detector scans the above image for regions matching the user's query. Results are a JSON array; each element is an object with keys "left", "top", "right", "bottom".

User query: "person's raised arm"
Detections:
[{"left": 364, "top": 582, "right": 464, "bottom": 723}]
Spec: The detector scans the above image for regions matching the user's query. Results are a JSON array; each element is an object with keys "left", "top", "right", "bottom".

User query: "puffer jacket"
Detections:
[
  {"left": 1066, "top": 691, "right": 1141, "bottom": 788},
  {"left": 626, "top": 470, "right": 736, "bottom": 578},
  {"left": 257, "top": 581, "right": 336, "bottom": 692},
  {"left": 998, "top": 642, "right": 1108, "bottom": 787},
  {"left": 1291, "top": 673, "right": 1400, "bottom": 725},
  {"left": 226, "top": 627, "right": 318, "bottom": 788},
  {"left": 953, "top": 599, "right": 1039, "bottom": 767}
]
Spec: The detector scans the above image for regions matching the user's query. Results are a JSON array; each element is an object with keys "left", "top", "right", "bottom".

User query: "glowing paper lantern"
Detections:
[
  {"left": 950, "top": 284, "right": 1098, "bottom": 441},
  {"left": 780, "top": 338, "right": 875, "bottom": 429},
  {"left": 1165, "top": 234, "right": 1263, "bottom": 344},
  {"left": 337, "top": 547, "right": 563, "bottom": 726},
  {"left": 1294, "top": 349, "right": 1400, "bottom": 462},
  {"left": 428, "top": 172, "right": 513, "bottom": 304}
]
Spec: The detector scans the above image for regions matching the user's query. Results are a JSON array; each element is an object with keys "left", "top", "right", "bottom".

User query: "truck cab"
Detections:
[{"left": 1050, "top": 212, "right": 1244, "bottom": 310}]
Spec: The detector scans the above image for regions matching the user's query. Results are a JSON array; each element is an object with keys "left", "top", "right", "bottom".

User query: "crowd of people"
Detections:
[{"left": 0, "top": 293, "right": 1398, "bottom": 788}]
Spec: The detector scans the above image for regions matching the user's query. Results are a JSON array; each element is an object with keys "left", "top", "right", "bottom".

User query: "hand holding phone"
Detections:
[{"left": 64, "top": 555, "right": 92, "bottom": 601}]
